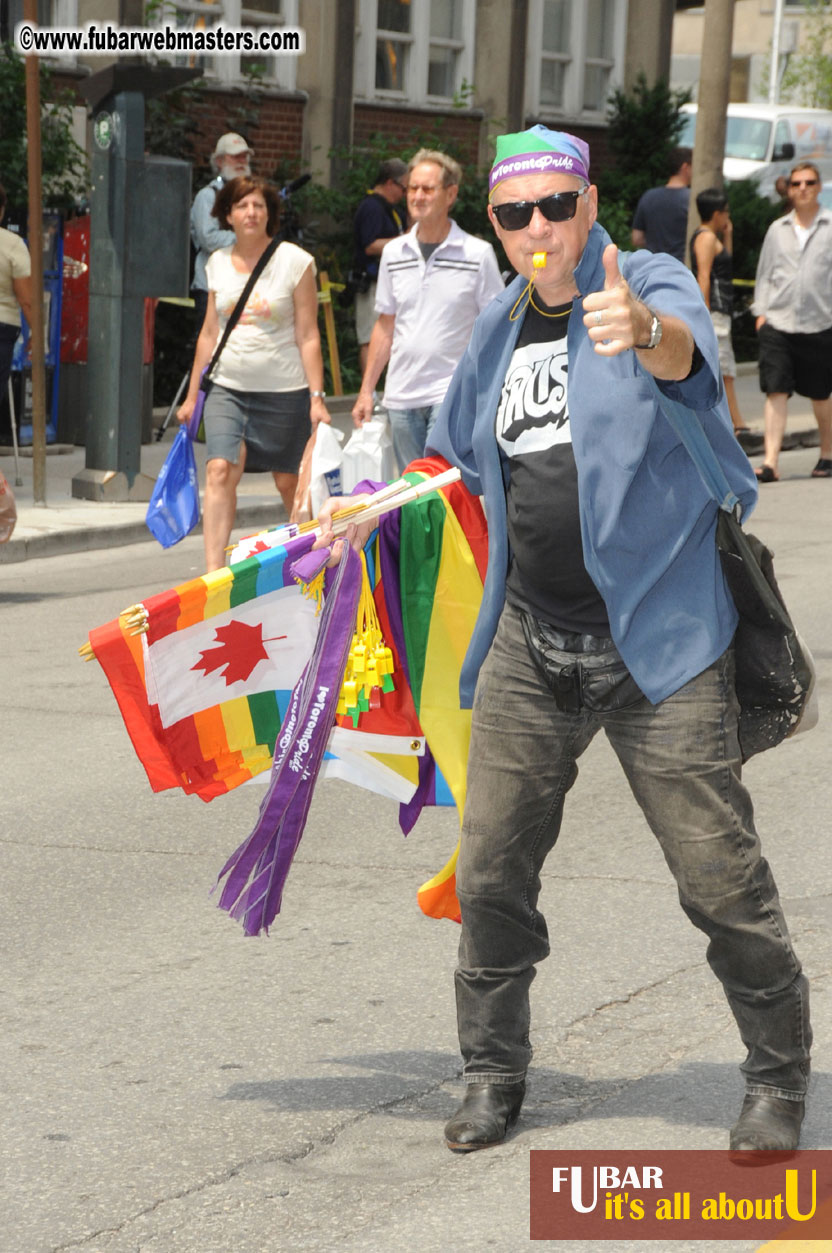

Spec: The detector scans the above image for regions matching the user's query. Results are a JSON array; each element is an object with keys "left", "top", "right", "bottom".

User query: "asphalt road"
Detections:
[{"left": 1, "top": 466, "right": 830, "bottom": 1253}]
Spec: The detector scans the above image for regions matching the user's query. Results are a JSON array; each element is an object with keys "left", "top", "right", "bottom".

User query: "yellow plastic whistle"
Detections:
[{"left": 533, "top": 251, "right": 547, "bottom": 269}]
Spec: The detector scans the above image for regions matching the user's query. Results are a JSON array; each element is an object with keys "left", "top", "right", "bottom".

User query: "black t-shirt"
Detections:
[
  {"left": 352, "top": 193, "right": 404, "bottom": 279},
  {"left": 497, "top": 296, "right": 610, "bottom": 635},
  {"left": 632, "top": 186, "right": 690, "bottom": 262}
]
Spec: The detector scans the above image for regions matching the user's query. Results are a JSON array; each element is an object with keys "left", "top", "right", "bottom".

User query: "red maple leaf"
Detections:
[
  {"left": 191, "top": 620, "right": 287, "bottom": 685},
  {"left": 249, "top": 539, "right": 272, "bottom": 555}
]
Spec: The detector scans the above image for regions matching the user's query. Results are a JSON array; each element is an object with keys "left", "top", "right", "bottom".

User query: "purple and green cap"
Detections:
[{"left": 489, "top": 125, "right": 590, "bottom": 195}]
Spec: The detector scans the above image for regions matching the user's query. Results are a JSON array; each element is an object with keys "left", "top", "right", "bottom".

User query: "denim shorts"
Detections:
[{"left": 204, "top": 383, "right": 311, "bottom": 473}]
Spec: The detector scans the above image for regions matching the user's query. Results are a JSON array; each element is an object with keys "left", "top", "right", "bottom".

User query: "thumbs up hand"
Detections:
[{"left": 582, "top": 243, "right": 653, "bottom": 357}]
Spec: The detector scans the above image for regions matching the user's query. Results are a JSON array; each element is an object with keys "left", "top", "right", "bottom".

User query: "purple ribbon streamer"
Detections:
[
  {"left": 186, "top": 368, "right": 210, "bottom": 440},
  {"left": 215, "top": 541, "right": 363, "bottom": 934}
]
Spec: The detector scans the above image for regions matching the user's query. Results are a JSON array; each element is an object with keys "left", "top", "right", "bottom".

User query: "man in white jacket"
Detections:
[{"left": 753, "top": 161, "right": 832, "bottom": 482}]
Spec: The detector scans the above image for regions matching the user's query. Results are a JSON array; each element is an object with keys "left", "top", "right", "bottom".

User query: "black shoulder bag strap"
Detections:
[{"left": 202, "top": 236, "right": 281, "bottom": 387}]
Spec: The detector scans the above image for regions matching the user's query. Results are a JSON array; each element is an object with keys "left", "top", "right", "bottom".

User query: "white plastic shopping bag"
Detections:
[
  {"left": 309, "top": 422, "right": 345, "bottom": 515},
  {"left": 341, "top": 417, "right": 396, "bottom": 493},
  {"left": 0, "top": 470, "right": 17, "bottom": 543},
  {"left": 290, "top": 423, "right": 344, "bottom": 525}
]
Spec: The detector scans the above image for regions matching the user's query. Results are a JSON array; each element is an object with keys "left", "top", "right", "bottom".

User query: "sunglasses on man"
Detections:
[
  {"left": 790, "top": 178, "right": 818, "bottom": 188},
  {"left": 491, "top": 188, "right": 588, "bottom": 231}
]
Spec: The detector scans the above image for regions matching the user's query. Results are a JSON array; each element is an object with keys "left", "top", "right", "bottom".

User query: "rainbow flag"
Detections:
[
  {"left": 373, "top": 459, "right": 488, "bottom": 921},
  {"left": 86, "top": 460, "right": 488, "bottom": 923},
  {"left": 89, "top": 533, "right": 321, "bottom": 800}
]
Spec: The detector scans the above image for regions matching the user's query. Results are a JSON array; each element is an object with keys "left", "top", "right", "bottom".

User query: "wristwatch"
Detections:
[
  {"left": 310, "top": 390, "right": 326, "bottom": 398},
  {"left": 635, "top": 308, "right": 662, "bottom": 350}
]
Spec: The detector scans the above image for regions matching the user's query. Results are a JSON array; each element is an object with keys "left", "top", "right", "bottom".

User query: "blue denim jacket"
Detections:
[
  {"left": 426, "top": 222, "right": 759, "bottom": 707},
  {"left": 190, "top": 178, "right": 236, "bottom": 293}
]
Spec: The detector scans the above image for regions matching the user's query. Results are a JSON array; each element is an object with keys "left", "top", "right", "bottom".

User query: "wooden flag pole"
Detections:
[
  {"left": 317, "top": 271, "right": 343, "bottom": 396},
  {"left": 24, "top": 0, "right": 47, "bottom": 505}
]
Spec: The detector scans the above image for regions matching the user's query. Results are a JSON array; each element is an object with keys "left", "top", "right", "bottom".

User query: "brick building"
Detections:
[{"left": 14, "top": 1, "right": 678, "bottom": 188}]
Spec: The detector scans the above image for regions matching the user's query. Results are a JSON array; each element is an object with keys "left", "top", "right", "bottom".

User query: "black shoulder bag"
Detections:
[{"left": 645, "top": 374, "right": 816, "bottom": 762}]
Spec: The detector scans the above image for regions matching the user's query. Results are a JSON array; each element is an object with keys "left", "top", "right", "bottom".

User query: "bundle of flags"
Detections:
[
  {"left": 83, "top": 457, "right": 487, "bottom": 932},
  {"left": 85, "top": 530, "right": 323, "bottom": 801}
]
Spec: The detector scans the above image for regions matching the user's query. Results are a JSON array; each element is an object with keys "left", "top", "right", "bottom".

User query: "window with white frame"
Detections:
[
  {"left": 526, "top": 0, "right": 627, "bottom": 123},
  {"left": 8, "top": 0, "right": 76, "bottom": 26},
  {"left": 8, "top": 0, "right": 79, "bottom": 62},
  {"left": 146, "top": 0, "right": 298, "bottom": 90},
  {"left": 355, "top": 0, "right": 476, "bottom": 106}
]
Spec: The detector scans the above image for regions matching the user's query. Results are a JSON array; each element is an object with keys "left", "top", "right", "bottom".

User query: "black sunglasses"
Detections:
[
  {"left": 491, "top": 189, "right": 587, "bottom": 231},
  {"left": 790, "top": 178, "right": 818, "bottom": 188}
]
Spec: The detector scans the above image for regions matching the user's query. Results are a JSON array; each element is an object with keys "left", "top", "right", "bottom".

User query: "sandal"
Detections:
[
  {"left": 811, "top": 458, "right": 832, "bottom": 478},
  {"left": 755, "top": 465, "right": 779, "bottom": 483}
]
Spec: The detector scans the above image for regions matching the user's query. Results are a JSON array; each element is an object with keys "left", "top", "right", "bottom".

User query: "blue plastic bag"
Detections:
[{"left": 146, "top": 427, "right": 200, "bottom": 548}]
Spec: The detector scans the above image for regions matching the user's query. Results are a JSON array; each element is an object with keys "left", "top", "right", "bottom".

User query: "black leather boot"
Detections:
[
  {"left": 444, "top": 1080, "right": 526, "bottom": 1152},
  {"left": 729, "top": 1093, "right": 804, "bottom": 1153}
]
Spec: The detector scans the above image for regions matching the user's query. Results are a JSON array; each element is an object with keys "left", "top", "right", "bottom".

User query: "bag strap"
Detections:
[
  {"left": 203, "top": 236, "right": 281, "bottom": 383},
  {"left": 643, "top": 372, "right": 742, "bottom": 516}
]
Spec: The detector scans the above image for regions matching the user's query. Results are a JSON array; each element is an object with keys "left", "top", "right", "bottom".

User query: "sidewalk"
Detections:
[
  {"left": 0, "top": 375, "right": 821, "bottom": 565},
  {"left": 0, "top": 398, "right": 356, "bottom": 565}
]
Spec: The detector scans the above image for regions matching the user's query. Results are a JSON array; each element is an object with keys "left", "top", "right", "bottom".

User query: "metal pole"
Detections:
[
  {"left": 770, "top": 0, "right": 785, "bottom": 105},
  {"left": 24, "top": 0, "right": 46, "bottom": 505}
]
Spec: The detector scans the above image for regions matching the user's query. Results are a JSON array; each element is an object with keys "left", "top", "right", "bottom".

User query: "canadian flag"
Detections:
[{"left": 143, "top": 586, "right": 319, "bottom": 729}]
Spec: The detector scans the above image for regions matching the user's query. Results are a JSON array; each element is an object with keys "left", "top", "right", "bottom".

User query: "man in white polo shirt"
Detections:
[{"left": 352, "top": 148, "right": 504, "bottom": 470}]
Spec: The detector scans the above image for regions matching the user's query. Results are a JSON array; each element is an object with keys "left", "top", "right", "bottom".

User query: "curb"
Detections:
[{"left": 0, "top": 500, "right": 285, "bottom": 565}]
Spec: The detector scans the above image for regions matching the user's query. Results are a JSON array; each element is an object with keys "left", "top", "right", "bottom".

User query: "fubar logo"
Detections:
[
  {"left": 553, "top": 1164, "right": 664, "bottom": 1216},
  {"left": 530, "top": 1151, "right": 832, "bottom": 1241}
]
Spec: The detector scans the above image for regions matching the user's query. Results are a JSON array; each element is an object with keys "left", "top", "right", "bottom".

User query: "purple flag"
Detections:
[{"left": 215, "top": 541, "right": 363, "bottom": 935}]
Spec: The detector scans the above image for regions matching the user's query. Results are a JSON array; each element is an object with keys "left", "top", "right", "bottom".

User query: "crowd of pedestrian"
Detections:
[{"left": 179, "top": 124, "right": 832, "bottom": 572}]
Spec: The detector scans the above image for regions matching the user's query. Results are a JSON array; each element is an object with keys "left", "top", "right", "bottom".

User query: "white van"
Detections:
[{"left": 678, "top": 103, "right": 832, "bottom": 199}]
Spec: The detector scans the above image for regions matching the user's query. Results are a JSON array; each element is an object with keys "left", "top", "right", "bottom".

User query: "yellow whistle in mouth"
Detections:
[{"left": 533, "top": 251, "right": 547, "bottom": 269}]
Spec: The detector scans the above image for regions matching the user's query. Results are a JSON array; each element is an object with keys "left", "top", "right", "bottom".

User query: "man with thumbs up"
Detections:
[{"left": 427, "top": 126, "right": 811, "bottom": 1157}]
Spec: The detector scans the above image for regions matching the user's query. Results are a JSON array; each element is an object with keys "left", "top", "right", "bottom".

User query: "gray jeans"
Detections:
[{"left": 456, "top": 600, "right": 811, "bottom": 1098}]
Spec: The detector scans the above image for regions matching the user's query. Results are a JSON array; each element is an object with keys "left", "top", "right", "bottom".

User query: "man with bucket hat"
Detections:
[
  {"left": 426, "top": 125, "right": 811, "bottom": 1156},
  {"left": 190, "top": 132, "right": 254, "bottom": 326}
]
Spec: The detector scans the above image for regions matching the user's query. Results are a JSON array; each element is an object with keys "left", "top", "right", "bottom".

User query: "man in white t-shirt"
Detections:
[{"left": 351, "top": 148, "right": 504, "bottom": 470}]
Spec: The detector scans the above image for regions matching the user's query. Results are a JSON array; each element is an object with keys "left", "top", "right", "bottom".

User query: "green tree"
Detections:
[
  {"left": 0, "top": 46, "right": 88, "bottom": 213},
  {"left": 144, "top": 79, "right": 205, "bottom": 164},
  {"left": 596, "top": 72, "right": 692, "bottom": 249},
  {"left": 780, "top": 0, "right": 832, "bottom": 108}
]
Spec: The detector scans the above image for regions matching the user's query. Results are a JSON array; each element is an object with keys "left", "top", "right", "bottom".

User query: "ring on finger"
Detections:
[{"left": 594, "top": 310, "right": 603, "bottom": 326}]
